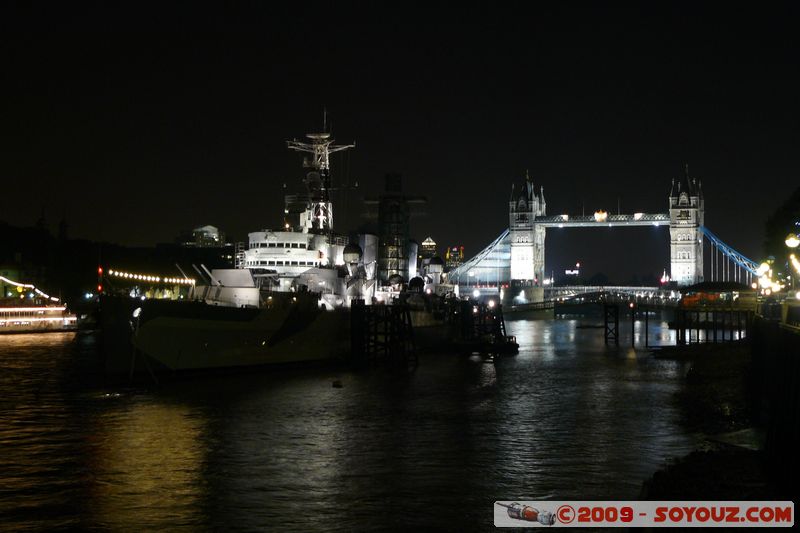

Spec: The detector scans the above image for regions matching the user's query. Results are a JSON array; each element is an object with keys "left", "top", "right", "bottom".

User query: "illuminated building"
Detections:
[
  {"left": 420, "top": 237, "right": 437, "bottom": 260},
  {"left": 445, "top": 246, "right": 464, "bottom": 270},
  {"left": 509, "top": 172, "right": 546, "bottom": 285},
  {"left": 179, "top": 225, "right": 227, "bottom": 247},
  {"left": 669, "top": 165, "right": 705, "bottom": 285}
]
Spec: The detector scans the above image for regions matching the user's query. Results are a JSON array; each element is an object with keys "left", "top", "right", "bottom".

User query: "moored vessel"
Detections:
[{"left": 0, "top": 275, "right": 77, "bottom": 334}]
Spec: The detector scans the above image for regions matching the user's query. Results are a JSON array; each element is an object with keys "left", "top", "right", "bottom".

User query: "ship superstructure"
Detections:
[{"left": 236, "top": 128, "right": 377, "bottom": 306}]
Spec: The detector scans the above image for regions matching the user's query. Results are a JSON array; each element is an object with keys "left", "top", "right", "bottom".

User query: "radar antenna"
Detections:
[{"left": 286, "top": 120, "right": 355, "bottom": 232}]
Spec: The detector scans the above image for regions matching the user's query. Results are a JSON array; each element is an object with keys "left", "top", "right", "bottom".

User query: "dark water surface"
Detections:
[{"left": 0, "top": 316, "right": 696, "bottom": 530}]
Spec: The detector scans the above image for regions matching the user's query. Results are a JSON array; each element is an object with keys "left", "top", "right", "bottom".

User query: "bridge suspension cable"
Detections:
[{"left": 700, "top": 226, "right": 758, "bottom": 285}]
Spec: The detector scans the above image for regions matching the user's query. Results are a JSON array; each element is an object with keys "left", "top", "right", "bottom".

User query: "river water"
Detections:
[{"left": 0, "top": 314, "right": 697, "bottom": 530}]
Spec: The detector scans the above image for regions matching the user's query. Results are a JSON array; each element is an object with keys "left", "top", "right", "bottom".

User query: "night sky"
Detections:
[{"left": 2, "top": 4, "right": 798, "bottom": 281}]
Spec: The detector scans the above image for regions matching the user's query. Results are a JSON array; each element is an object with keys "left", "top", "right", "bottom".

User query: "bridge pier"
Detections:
[
  {"left": 604, "top": 303, "right": 619, "bottom": 345},
  {"left": 502, "top": 284, "right": 543, "bottom": 306}
]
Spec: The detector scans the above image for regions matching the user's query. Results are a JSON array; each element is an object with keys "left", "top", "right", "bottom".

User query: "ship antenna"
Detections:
[{"left": 286, "top": 117, "right": 355, "bottom": 232}]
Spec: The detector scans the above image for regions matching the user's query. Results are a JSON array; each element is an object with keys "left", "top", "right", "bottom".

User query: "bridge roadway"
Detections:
[
  {"left": 545, "top": 285, "right": 678, "bottom": 300},
  {"left": 535, "top": 213, "right": 669, "bottom": 228}
]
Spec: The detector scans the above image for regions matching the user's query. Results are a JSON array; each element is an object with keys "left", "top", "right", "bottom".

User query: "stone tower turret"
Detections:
[
  {"left": 508, "top": 172, "right": 546, "bottom": 300},
  {"left": 669, "top": 165, "right": 704, "bottom": 285}
]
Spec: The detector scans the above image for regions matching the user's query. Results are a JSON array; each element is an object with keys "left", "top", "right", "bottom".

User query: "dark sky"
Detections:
[{"left": 2, "top": 3, "right": 798, "bottom": 280}]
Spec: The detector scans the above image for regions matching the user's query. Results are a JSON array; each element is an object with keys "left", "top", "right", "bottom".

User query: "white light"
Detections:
[
  {"left": 132, "top": 307, "right": 142, "bottom": 318},
  {"left": 488, "top": 300, "right": 496, "bottom": 308},
  {"left": 594, "top": 210, "right": 608, "bottom": 222},
  {"left": 785, "top": 233, "right": 800, "bottom": 249},
  {"left": 0, "top": 317, "right": 76, "bottom": 324},
  {"left": 0, "top": 306, "right": 67, "bottom": 312},
  {"left": 84, "top": 293, "right": 93, "bottom": 299},
  {"left": 472, "top": 289, "right": 480, "bottom": 298},
  {"left": 0, "top": 275, "right": 34, "bottom": 289},
  {"left": 633, "top": 212, "right": 643, "bottom": 220},
  {"left": 790, "top": 254, "right": 800, "bottom": 275}
]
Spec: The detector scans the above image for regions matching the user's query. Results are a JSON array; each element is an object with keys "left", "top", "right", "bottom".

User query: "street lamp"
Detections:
[{"left": 785, "top": 230, "right": 799, "bottom": 292}]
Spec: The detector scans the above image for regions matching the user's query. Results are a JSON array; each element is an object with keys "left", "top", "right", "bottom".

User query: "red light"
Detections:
[
  {"left": 97, "top": 284, "right": 103, "bottom": 292},
  {"left": 98, "top": 266, "right": 103, "bottom": 275},
  {"left": 628, "top": 302, "right": 634, "bottom": 308}
]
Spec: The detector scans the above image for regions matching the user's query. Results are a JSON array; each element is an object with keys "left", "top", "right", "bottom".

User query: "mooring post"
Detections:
[
  {"left": 695, "top": 310, "right": 700, "bottom": 344},
  {"left": 631, "top": 303, "right": 635, "bottom": 347},
  {"left": 350, "top": 299, "right": 365, "bottom": 364},
  {"left": 713, "top": 310, "right": 718, "bottom": 343},
  {"left": 604, "top": 303, "right": 619, "bottom": 346}
]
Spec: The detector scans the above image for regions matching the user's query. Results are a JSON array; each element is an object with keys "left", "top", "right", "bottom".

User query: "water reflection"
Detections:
[
  {"left": 1, "top": 315, "right": 697, "bottom": 529},
  {"left": 87, "top": 401, "right": 208, "bottom": 529}
]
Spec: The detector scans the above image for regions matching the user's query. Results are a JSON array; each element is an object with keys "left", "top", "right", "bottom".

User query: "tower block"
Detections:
[{"left": 669, "top": 165, "right": 704, "bottom": 286}]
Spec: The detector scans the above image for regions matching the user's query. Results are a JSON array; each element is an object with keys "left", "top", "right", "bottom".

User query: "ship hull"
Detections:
[{"left": 100, "top": 295, "right": 350, "bottom": 376}]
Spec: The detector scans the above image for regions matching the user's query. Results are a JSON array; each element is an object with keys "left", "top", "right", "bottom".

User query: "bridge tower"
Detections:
[
  {"left": 508, "top": 172, "right": 546, "bottom": 302},
  {"left": 669, "top": 165, "right": 704, "bottom": 286}
]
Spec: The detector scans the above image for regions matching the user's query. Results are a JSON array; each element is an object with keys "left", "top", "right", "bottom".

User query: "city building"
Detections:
[
  {"left": 178, "top": 225, "right": 227, "bottom": 247},
  {"left": 445, "top": 245, "right": 464, "bottom": 270},
  {"left": 420, "top": 237, "right": 437, "bottom": 260}
]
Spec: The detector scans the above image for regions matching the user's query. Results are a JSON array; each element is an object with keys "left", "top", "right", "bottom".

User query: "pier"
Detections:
[{"left": 350, "top": 299, "right": 418, "bottom": 370}]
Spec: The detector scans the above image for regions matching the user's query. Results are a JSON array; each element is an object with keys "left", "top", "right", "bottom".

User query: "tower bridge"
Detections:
[{"left": 448, "top": 167, "right": 757, "bottom": 304}]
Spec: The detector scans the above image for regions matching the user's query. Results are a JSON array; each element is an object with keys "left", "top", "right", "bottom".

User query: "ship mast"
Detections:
[{"left": 286, "top": 125, "right": 355, "bottom": 232}]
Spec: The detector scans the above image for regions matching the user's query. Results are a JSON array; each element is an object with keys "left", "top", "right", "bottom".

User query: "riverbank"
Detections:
[{"left": 642, "top": 340, "right": 776, "bottom": 499}]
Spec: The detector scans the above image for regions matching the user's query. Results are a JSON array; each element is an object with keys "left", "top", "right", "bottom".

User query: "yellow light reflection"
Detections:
[{"left": 88, "top": 402, "right": 207, "bottom": 529}]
